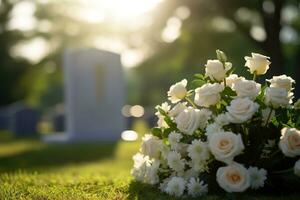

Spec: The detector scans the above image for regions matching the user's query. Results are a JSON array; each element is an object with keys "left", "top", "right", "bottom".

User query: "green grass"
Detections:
[{"left": 0, "top": 132, "right": 299, "bottom": 200}]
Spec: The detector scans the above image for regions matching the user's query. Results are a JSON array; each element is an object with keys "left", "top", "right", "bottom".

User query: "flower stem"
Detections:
[
  {"left": 253, "top": 72, "right": 257, "bottom": 81},
  {"left": 270, "top": 149, "right": 281, "bottom": 158},
  {"left": 185, "top": 96, "right": 197, "bottom": 108},
  {"left": 272, "top": 168, "right": 293, "bottom": 174},
  {"left": 223, "top": 78, "right": 227, "bottom": 87},
  {"left": 264, "top": 108, "right": 273, "bottom": 127}
]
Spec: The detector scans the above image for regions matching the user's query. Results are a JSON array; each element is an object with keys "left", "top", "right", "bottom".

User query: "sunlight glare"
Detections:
[
  {"left": 81, "top": 0, "right": 163, "bottom": 21},
  {"left": 11, "top": 37, "right": 50, "bottom": 64},
  {"left": 8, "top": 1, "right": 37, "bottom": 31},
  {"left": 161, "top": 17, "right": 182, "bottom": 43}
]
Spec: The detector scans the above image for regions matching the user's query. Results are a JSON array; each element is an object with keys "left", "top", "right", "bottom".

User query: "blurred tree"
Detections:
[
  {"left": 132, "top": 0, "right": 300, "bottom": 105},
  {"left": 0, "top": 0, "right": 32, "bottom": 106},
  {"left": 0, "top": 0, "right": 123, "bottom": 109}
]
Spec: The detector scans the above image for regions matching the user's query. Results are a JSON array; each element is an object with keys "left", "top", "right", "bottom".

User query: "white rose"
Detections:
[
  {"left": 267, "top": 75, "right": 295, "bottom": 91},
  {"left": 216, "top": 163, "right": 250, "bottom": 193},
  {"left": 208, "top": 131, "right": 245, "bottom": 164},
  {"left": 175, "top": 107, "right": 206, "bottom": 135},
  {"left": 215, "top": 113, "right": 230, "bottom": 126},
  {"left": 198, "top": 108, "right": 212, "bottom": 129},
  {"left": 225, "top": 74, "right": 245, "bottom": 88},
  {"left": 226, "top": 97, "right": 259, "bottom": 123},
  {"left": 205, "top": 123, "right": 223, "bottom": 136},
  {"left": 232, "top": 79, "right": 261, "bottom": 99},
  {"left": 244, "top": 53, "right": 271, "bottom": 75},
  {"left": 265, "top": 87, "right": 293, "bottom": 108},
  {"left": 205, "top": 60, "right": 231, "bottom": 81},
  {"left": 279, "top": 128, "right": 300, "bottom": 157},
  {"left": 294, "top": 159, "right": 300, "bottom": 177},
  {"left": 167, "top": 79, "right": 188, "bottom": 103},
  {"left": 169, "top": 102, "right": 187, "bottom": 118},
  {"left": 141, "top": 134, "right": 162, "bottom": 158},
  {"left": 194, "top": 83, "right": 224, "bottom": 107}
]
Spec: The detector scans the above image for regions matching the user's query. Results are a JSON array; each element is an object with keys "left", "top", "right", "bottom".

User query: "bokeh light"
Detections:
[
  {"left": 130, "top": 105, "right": 144, "bottom": 118},
  {"left": 121, "top": 130, "right": 138, "bottom": 141},
  {"left": 121, "top": 105, "right": 132, "bottom": 117}
]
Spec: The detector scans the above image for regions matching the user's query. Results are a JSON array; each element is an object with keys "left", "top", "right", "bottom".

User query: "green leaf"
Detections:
[
  {"left": 191, "top": 79, "right": 206, "bottom": 88},
  {"left": 194, "top": 73, "right": 205, "bottom": 80},
  {"left": 162, "top": 128, "right": 173, "bottom": 138},
  {"left": 222, "top": 86, "right": 237, "bottom": 96},
  {"left": 151, "top": 127, "right": 163, "bottom": 138},
  {"left": 256, "top": 84, "right": 267, "bottom": 101},
  {"left": 157, "top": 106, "right": 178, "bottom": 130},
  {"left": 157, "top": 107, "right": 167, "bottom": 116},
  {"left": 164, "top": 116, "right": 176, "bottom": 128}
]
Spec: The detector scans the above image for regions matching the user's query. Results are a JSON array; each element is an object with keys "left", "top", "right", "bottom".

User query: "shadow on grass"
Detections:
[
  {"left": 127, "top": 180, "right": 300, "bottom": 200},
  {"left": 127, "top": 181, "right": 221, "bottom": 200},
  {"left": 127, "top": 181, "right": 173, "bottom": 200},
  {"left": 0, "top": 140, "right": 117, "bottom": 172}
]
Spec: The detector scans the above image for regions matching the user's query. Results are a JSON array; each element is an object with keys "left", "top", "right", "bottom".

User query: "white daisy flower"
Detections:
[
  {"left": 165, "top": 177, "right": 186, "bottom": 197},
  {"left": 155, "top": 102, "right": 171, "bottom": 116},
  {"left": 168, "top": 131, "right": 183, "bottom": 150},
  {"left": 167, "top": 151, "right": 185, "bottom": 172},
  {"left": 248, "top": 166, "right": 267, "bottom": 190},
  {"left": 187, "top": 177, "right": 208, "bottom": 197},
  {"left": 159, "top": 143, "right": 170, "bottom": 160},
  {"left": 144, "top": 160, "right": 160, "bottom": 185},
  {"left": 187, "top": 139, "right": 210, "bottom": 161},
  {"left": 131, "top": 153, "right": 149, "bottom": 182},
  {"left": 189, "top": 159, "right": 209, "bottom": 173}
]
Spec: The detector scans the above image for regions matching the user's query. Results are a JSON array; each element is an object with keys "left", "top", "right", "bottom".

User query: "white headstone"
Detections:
[{"left": 44, "top": 48, "right": 124, "bottom": 142}]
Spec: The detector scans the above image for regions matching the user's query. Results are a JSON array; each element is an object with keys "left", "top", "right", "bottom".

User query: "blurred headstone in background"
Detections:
[
  {"left": 44, "top": 48, "right": 125, "bottom": 142},
  {"left": 9, "top": 102, "right": 39, "bottom": 137},
  {"left": 0, "top": 107, "right": 9, "bottom": 130},
  {"left": 52, "top": 103, "right": 65, "bottom": 132}
]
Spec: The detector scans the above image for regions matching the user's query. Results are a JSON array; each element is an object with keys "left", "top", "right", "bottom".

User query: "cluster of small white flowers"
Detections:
[{"left": 132, "top": 50, "right": 300, "bottom": 197}]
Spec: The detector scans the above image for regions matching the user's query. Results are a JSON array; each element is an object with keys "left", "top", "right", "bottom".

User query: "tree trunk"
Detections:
[
  {"left": 261, "top": 0, "right": 285, "bottom": 78},
  {"left": 294, "top": 48, "right": 300, "bottom": 99}
]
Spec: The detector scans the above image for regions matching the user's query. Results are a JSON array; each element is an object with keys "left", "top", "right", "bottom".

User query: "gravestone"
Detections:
[
  {"left": 0, "top": 108, "right": 9, "bottom": 130},
  {"left": 9, "top": 102, "right": 39, "bottom": 137},
  {"left": 52, "top": 103, "right": 65, "bottom": 132},
  {"left": 44, "top": 48, "right": 125, "bottom": 142},
  {"left": 53, "top": 113, "right": 65, "bottom": 132}
]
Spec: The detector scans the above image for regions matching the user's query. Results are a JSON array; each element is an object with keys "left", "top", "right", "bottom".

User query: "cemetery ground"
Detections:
[{"left": 0, "top": 132, "right": 299, "bottom": 200}]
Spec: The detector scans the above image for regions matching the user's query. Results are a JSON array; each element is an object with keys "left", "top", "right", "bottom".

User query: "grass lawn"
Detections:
[{"left": 0, "top": 132, "right": 299, "bottom": 200}]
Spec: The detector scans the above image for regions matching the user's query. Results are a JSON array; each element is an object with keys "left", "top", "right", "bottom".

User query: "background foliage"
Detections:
[{"left": 0, "top": 0, "right": 299, "bottom": 109}]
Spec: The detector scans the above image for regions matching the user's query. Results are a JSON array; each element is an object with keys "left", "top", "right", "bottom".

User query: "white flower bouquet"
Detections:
[{"left": 131, "top": 50, "right": 300, "bottom": 197}]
